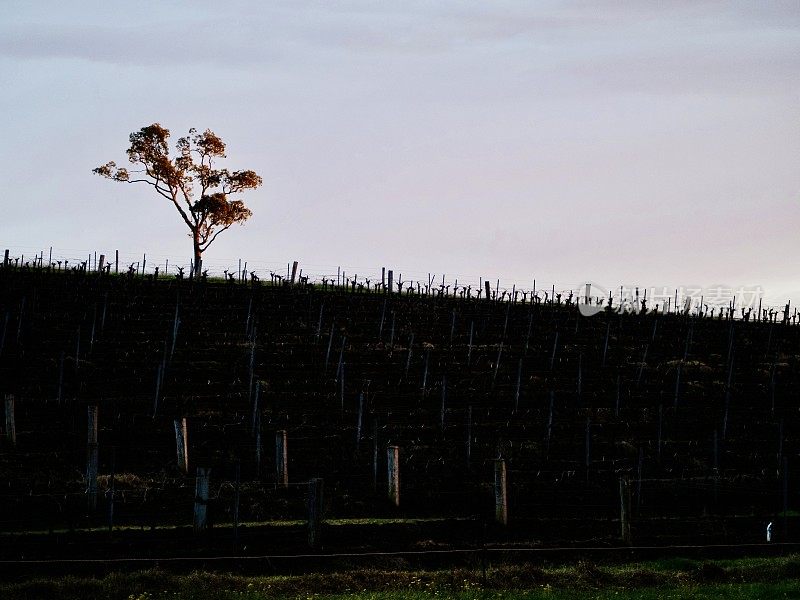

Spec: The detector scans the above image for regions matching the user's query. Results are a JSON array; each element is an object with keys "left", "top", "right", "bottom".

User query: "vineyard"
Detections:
[{"left": 0, "top": 260, "right": 799, "bottom": 565}]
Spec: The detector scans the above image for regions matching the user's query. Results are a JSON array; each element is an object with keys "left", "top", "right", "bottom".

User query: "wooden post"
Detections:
[
  {"left": 115, "top": 250, "right": 118, "bottom": 274},
  {"left": 276, "top": 430, "right": 288, "bottom": 487},
  {"left": 175, "top": 417, "right": 188, "bottom": 472},
  {"left": 98, "top": 254, "right": 105, "bottom": 272},
  {"left": 485, "top": 280, "right": 491, "bottom": 300},
  {"left": 387, "top": 445, "right": 400, "bottom": 507},
  {"left": 308, "top": 477, "right": 324, "bottom": 548},
  {"left": 291, "top": 261, "right": 298, "bottom": 284},
  {"left": 194, "top": 468, "right": 209, "bottom": 534},
  {"left": 3, "top": 249, "right": 8, "bottom": 269},
  {"left": 494, "top": 459, "right": 508, "bottom": 525},
  {"left": 620, "top": 476, "right": 632, "bottom": 544},
  {"left": 4, "top": 394, "right": 15, "bottom": 447},
  {"left": 387, "top": 270, "right": 393, "bottom": 294},
  {"left": 86, "top": 405, "right": 99, "bottom": 511}
]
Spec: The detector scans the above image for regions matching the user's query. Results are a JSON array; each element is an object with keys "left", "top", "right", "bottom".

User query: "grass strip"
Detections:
[{"left": 2, "top": 554, "right": 800, "bottom": 599}]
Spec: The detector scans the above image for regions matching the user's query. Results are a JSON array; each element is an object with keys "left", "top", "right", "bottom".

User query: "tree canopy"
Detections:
[{"left": 94, "top": 124, "right": 262, "bottom": 273}]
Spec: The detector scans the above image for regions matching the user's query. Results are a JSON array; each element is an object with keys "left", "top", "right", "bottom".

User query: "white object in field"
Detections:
[
  {"left": 767, "top": 521, "right": 773, "bottom": 542},
  {"left": 578, "top": 303, "right": 604, "bottom": 317}
]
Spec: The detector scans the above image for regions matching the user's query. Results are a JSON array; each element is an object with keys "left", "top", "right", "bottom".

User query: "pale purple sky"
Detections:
[{"left": 1, "top": 1, "right": 798, "bottom": 306}]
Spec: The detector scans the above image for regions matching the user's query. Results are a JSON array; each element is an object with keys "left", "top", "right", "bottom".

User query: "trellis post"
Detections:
[
  {"left": 495, "top": 459, "right": 508, "bottom": 525},
  {"left": 387, "top": 445, "right": 400, "bottom": 506},
  {"left": 194, "top": 468, "right": 209, "bottom": 534},
  {"left": 87, "top": 405, "right": 99, "bottom": 510},
  {"left": 175, "top": 417, "right": 189, "bottom": 472},
  {"left": 276, "top": 430, "right": 288, "bottom": 487}
]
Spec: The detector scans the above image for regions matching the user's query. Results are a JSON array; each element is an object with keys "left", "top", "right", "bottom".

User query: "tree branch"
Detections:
[
  {"left": 172, "top": 198, "right": 194, "bottom": 229},
  {"left": 126, "top": 179, "right": 173, "bottom": 202},
  {"left": 199, "top": 224, "right": 232, "bottom": 251}
]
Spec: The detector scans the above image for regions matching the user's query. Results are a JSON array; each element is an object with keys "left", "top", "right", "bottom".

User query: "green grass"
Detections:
[
  {"left": 4, "top": 555, "right": 800, "bottom": 600},
  {"left": 116, "top": 584, "right": 800, "bottom": 600},
  {"left": 0, "top": 516, "right": 463, "bottom": 537}
]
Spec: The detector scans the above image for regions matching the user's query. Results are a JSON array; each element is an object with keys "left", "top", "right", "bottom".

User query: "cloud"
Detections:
[
  {"left": 2, "top": 1, "right": 798, "bottom": 80},
  {"left": 0, "top": 22, "right": 267, "bottom": 67}
]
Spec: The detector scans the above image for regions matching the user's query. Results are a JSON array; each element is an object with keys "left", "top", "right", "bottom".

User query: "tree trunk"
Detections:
[{"left": 193, "top": 234, "right": 202, "bottom": 277}]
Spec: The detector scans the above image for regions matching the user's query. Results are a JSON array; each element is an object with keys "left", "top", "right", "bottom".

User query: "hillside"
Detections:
[{"left": 0, "top": 266, "right": 798, "bottom": 561}]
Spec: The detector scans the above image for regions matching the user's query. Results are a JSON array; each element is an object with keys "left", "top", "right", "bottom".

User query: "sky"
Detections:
[{"left": 1, "top": 1, "right": 799, "bottom": 308}]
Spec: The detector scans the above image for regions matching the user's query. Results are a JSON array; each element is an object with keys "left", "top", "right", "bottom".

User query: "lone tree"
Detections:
[{"left": 94, "top": 123, "right": 262, "bottom": 275}]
